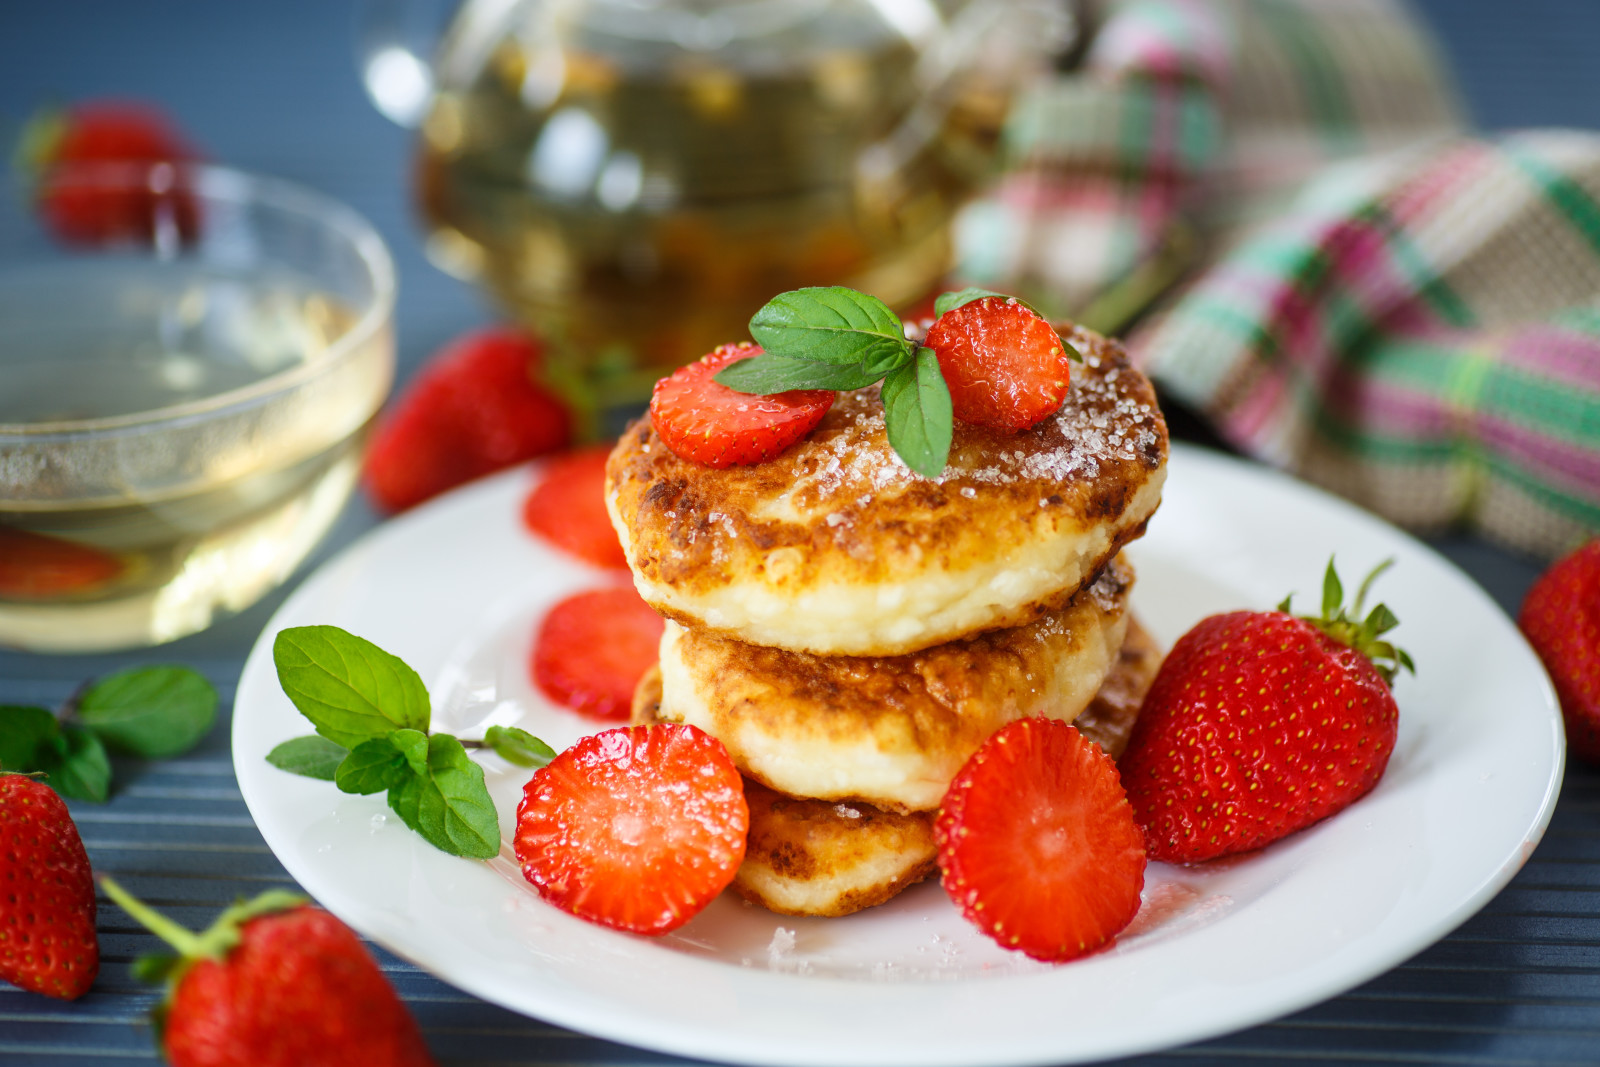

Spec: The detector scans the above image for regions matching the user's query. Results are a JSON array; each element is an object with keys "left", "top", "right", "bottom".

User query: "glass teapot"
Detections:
[{"left": 362, "top": 0, "right": 1078, "bottom": 407}]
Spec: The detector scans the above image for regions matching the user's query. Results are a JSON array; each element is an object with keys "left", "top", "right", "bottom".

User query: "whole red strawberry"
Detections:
[
  {"left": 0, "top": 774, "right": 98, "bottom": 999},
  {"left": 515, "top": 724, "right": 748, "bottom": 934},
  {"left": 936, "top": 718, "right": 1146, "bottom": 962},
  {"left": 1120, "top": 560, "right": 1412, "bottom": 864},
  {"left": 101, "top": 878, "right": 434, "bottom": 1067},
  {"left": 649, "top": 343, "right": 834, "bottom": 467},
  {"left": 23, "top": 100, "right": 199, "bottom": 245},
  {"left": 363, "top": 327, "right": 572, "bottom": 512},
  {"left": 923, "top": 297, "right": 1074, "bottom": 433},
  {"left": 1519, "top": 539, "right": 1600, "bottom": 763}
]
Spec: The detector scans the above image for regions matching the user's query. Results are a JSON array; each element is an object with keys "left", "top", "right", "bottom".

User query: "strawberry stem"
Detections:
[
  {"left": 101, "top": 876, "right": 308, "bottom": 964},
  {"left": 100, "top": 876, "right": 206, "bottom": 958}
]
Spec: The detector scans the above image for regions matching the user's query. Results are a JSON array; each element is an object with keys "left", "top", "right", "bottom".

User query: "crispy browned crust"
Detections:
[
  {"left": 630, "top": 609, "right": 1161, "bottom": 761},
  {"left": 631, "top": 662, "right": 666, "bottom": 725},
  {"left": 1072, "top": 615, "right": 1163, "bottom": 759},
  {"left": 606, "top": 325, "right": 1168, "bottom": 656},
  {"left": 732, "top": 780, "right": 938, "bottom": 918},
  {"left": 654, "top": 558, "right": 1134, "bottom": 812},
  {"left": 627, "top": 619, "right": 1162, "bottom": 919}
]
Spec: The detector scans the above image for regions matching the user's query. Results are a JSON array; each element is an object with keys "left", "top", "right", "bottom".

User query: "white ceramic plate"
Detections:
[{"left": 234, "top": 444, "right": 1563, "bottom": 1067}]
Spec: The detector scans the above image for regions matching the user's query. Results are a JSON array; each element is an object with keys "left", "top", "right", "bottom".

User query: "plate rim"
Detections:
[{"left": 233, "top": 443, "right": 1565, "bottom": 1067}]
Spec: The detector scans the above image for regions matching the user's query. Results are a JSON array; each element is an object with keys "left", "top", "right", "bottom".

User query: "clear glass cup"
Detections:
[
  {"left": 0, "top": 163, "right": 396, "bottom": 653},
  {"left": 364, "top": 0, "right": 1076, "bottom": 410}
]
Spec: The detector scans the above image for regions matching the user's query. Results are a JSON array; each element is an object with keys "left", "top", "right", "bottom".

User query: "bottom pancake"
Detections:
[
  {"left": 1071, "top": 615, "right": 1162, "bottom": 759},
  {"left": 631, "top": 614, "right": 1163, "bottom": 918},
  {"left": 734, "top": 779, "right": 939, "bottom": 917}
]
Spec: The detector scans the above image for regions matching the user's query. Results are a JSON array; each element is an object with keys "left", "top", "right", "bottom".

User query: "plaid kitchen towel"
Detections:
[
  {"left": 961, "top": 0, "right": 1600, "bottom": 556},
  {"left": 1136, "top": 132, "right": 1600, "bottom": 559}
]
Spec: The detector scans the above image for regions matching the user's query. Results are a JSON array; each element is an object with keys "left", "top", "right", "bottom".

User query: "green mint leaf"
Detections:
[
  {"left": 715, "top": 354, "right": 884, "bottom": 393},
  {"left": 933, "top": 287, "right": 1009, "bottom": 317},
  {"left": 272, "top": 626, "right": 430, "bottom": 748},
  {"left": 1057, "top": 331, "right": 1083, "bottom": 363},
  {"left": 859, "top": 342, "right": 915, "bottom": 379},
  {"left": 386, "top": 734, "right": 500, "bottom": 859},
  {"left": 484, "top": 725, "right": 556, "bottom": 769},
  {"left": 77, "top": 666, "right": 217, "bottom": 760},
  {"left": 265, "top": 735, "right": 348, "bottom": 782},
  {"left": 0, "top": 705, "right": 60, "bottom": 771},
  {"left": 336, "top": 735, "right": 416, "bottom": 795},
  {"left": 881, "top": 347, "right": 953, "bottom": 479},
  {"left": 38, "top": 726, "right": 111, "bottom": 803},
  {"left": 391, "top": 728, "right": 429, "bottom": 778},
  {"left": 749, "top": 287, "right": 911, "bottom": 367}
]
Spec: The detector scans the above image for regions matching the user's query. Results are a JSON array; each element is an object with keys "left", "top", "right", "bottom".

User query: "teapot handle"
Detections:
[{"left": 355, "top": 0, "right": 457, "bottom": 126}]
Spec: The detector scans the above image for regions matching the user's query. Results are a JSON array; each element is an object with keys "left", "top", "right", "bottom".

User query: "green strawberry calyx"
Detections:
[
  {"left": 1279, "top": 558, "right": 1416, "bottom": 686},
  {"left": 101, "top": 876, "right": 308, "bottom": 1014}
]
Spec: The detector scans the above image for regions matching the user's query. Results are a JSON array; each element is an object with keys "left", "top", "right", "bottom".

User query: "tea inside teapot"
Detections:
[{"left": 410, "top": 0, "right": 1071, "bottom": 403}]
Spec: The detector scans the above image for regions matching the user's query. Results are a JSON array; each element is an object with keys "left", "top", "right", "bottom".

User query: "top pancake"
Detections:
[{"left": 606, "top": 324, "right": 1167, "bottom": 656}]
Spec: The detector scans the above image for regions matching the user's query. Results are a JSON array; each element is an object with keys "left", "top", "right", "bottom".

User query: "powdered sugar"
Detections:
[{"left": 777, "top": 345, "right": 1160, "bottom": 521}]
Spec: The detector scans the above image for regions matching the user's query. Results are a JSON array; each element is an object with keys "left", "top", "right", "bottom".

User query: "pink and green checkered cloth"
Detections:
[{"left": 961, "top": 0, "right": 1600, "bottom": 557}]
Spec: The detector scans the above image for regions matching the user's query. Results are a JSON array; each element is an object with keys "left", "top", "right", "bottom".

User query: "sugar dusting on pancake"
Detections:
[{"left": 607, "top": 325, "right": 1167, "bottom": 657}]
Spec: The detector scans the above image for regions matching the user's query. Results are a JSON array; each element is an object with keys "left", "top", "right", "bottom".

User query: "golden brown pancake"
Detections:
[
  {"left": 652, "top": 558, "right": 1134, "bottom": 814},
  {"left": 606, "top": 325, "right": 1167, "bottom": 657},
  {"left": 733, "top": 779, "right": 938, "bottom": 917},
  {"left": 1072, "top": 615, "right": 1162, "bottom": 759},
  {"left": 631, "top": 614, "right": 1163, "bottom": 918}
]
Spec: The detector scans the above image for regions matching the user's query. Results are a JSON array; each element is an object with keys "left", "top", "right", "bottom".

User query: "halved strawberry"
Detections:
[
  {"left": 936, "top": 717, "right": 1146, "bottom": 962},
  {"left": 0, "top": 528, "right": 122, "bottom": 599},
  {"left": 25, "top": 100, "right": 199, "bottom": 246},
  {"left": 923, "top": 298, "right": 1073, "bottom": 433},
  {"left": 531, "top": 587, "right": 664, "bottom": 719},
  {"left": 649, "top": 343, "right": 834, "bottom": 468},
  {"left": 514, "top": 724, "right": 748, "bottom": 934},
  {"left": 522, "top": 446, "right": 628, "bottom": 571},
  {"left": 363, "top": 327, "right": 572, "bottom": 512}
]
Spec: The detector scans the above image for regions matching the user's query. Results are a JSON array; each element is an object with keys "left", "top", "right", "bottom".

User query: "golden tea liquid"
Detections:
[
  {"left": 0, "top": 262, "right": 391, "bottom": 652},
  {"left": 416, "top": 11, "right": 1010, "bottom": 403}
]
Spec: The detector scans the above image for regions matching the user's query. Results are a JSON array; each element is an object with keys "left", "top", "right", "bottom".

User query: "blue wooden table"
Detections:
[{"left": 3, "top": 2, "right": 1599, "bottom": 1064}]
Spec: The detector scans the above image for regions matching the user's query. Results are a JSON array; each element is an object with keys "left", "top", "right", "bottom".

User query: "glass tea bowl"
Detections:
[{"left": 0, "top": 164, "right": 395, "bottom": 654}]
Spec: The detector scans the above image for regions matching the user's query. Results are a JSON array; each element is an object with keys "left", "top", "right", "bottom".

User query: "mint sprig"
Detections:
[
  {"left": 267, "top": 625, "right": 555, "bottom": 860},
  {"left": 0, "top": 666, "right": 218, "bottom": 802},
  {"left": 715, "top": 286, "right": 949, "bottom": 477},
  {"left": 714, "top": 285, "right": 1080, "bottom": 479}
]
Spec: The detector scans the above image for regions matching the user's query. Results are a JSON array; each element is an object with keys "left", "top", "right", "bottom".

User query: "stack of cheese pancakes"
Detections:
[{"left": 607, "top": 324, "right": 1169, "bottom": 917}]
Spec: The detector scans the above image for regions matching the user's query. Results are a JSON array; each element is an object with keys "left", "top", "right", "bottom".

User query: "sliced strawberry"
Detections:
[
  {"left": 0, "top": 528, "right": 122, "bottom": 599},
  {"left": 28, "top": 101, "right": 200, "bottom": 246},
  {"left": 649, "top": 343, "right": 834, "bottom": 468},
  {"left": 363, "top": 327, "right": 572, "bottom": 512},
  {"left": 522, "top": 446, "right": 628, "bottom": 571},
  {"left": 924, "top": 297, "right": 1073, "bottom": 433},
  {"left": 514, "top": 724, "right": 748, "bottom": 934},
  {"left": 936, "top": 717, "right": 1146, "bottom": 962},
  {"left": 531, "top": 587, "right": 664, "bottom": 719},
  {"left": 1520, "top": 539, "right": 1600, "bottom": 763}
]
